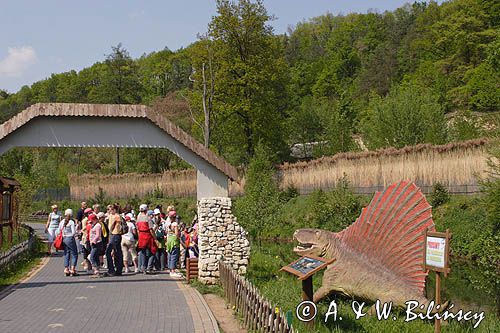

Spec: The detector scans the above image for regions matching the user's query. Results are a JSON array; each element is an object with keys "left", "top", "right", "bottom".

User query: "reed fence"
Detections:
[
  {"left": 0, "top": 224, "right": 36, "bottom": 270},
  {"left": 279, "top": 138, "right": 490, "bottom": 194},
  {"left": 219, "top": 261, "right": 295, "bottom": 333},
  {"left": 66, "top": 139, "right": 490, "bottom": 200},
  {"left": 68, "top": 170, "right": 244, "bottom": 200}
]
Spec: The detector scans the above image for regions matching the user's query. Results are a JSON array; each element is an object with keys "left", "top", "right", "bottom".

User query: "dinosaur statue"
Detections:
[{"left": 294, "top": 180, "right": 444, "bottom": 310}]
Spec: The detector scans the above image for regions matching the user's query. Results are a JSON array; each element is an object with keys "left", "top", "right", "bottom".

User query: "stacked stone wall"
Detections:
[{"left": 198, "top": 197, "right": 250, "bottom": 284}]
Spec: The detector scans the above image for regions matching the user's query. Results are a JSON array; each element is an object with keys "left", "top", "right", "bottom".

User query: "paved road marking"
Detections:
[
  {"left": 48, "top": 323, "right": 64, "bottom": 328},
  {"left": 49, "top": 308, "right": 64, "bottom": 312},
  {"left": 75, "top": 296, "right": 87, "bottom": 300}
]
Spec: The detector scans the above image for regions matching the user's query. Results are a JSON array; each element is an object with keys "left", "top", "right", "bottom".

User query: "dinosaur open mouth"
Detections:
[{"left": 295, "top": 242, "right": 313, "bottom": 251}]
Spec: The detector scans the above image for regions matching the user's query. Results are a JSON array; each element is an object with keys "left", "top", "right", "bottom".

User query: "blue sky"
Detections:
[{"left": 1, "top": 0, "right": 438, "bottom": 93}]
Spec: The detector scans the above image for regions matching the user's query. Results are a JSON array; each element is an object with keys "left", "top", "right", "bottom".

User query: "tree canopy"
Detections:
[{"left": 0, "top": 0, "right": 497, "bottom": 191}]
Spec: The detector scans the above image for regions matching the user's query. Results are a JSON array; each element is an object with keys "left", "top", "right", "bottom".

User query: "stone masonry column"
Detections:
[{"left": 197, "top": 197, "right": 250, "bottom": 284}]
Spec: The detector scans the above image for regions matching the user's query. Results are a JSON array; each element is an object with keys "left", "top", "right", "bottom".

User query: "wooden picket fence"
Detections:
[
  {"left": 219, "top": 261, "right": 295, "bottom": 333},
  {"left": 0, "top": 224, "right": 36, "bottom": 270}
]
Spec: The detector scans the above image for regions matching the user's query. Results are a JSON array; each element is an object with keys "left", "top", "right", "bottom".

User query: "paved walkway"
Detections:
[{"left": 0, "top": 223, "right": 217, "bottom": 333}]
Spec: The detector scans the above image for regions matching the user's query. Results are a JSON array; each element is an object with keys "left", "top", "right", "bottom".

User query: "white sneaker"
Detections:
[
  {"left": 169, "top": 272, "right": 183, "bottom": 279},
  {"left": 124, "top": 267, "right": 129, "bottom": 273},
  {"left": 134, "top": 268, "right": 139, "bottom": 273}
]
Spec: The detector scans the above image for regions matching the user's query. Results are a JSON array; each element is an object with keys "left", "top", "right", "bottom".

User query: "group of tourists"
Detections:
[{"left": 44, "top": 202, "right": 199, "bottom": 278}]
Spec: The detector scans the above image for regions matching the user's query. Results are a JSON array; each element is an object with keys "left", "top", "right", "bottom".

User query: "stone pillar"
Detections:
[{"left": 197, "top": 197, "right": 250, "bottom": 284}]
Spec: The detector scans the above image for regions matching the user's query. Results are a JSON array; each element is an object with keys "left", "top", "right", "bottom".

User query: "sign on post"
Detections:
[
  {"left": 281, "top": 256, "right": 335, "bottom": 326},
  {"left": 423, "top": 228, "right": 451, "bottom": 333},
  {"left": 281, "top": 255, "right": 334, "bottom": 281},
  {"left": 423, "top": 229, "right": 451, "bottom": 275}
]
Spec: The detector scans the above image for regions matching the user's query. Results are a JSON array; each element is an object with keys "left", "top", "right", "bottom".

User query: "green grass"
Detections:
[
  {"left": 0, "top": 237, "right": 44, "bottom": 290},
  {"left": 246, "top": 242, "right": 499, "bottom": 332},
  {"left": 239, "top": 192, "right": 499, "bottom": 332},
  {"left": 190, "top": 279, "right": 225, "bottom": 298},
  {"left": 0, "top": 226, "right": 30, "bottom": 251}
]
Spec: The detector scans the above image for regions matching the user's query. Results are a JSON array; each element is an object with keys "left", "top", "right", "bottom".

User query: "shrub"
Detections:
[
  {"left": 235, "top": 142, "right": 282, "bottom": 240},
  {"left": 279, "top": 185, "right": 299, "bottom": 202},
  {"left": 307, "top": 176, "right": 363, "bottom": 232},
  {"left": 429, "top": 182, "right": 450, "bottom": 207}
]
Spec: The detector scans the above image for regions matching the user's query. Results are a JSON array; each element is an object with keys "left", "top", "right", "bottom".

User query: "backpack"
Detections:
[
  {"left": 120, "top": 216, "right": 129, "bottom": 235},
  {"left": 155, "top": 228, "right": 164, "bottom": 241},
  {"left": 100, "top": 221, "right": 108, "bottom": 238}
]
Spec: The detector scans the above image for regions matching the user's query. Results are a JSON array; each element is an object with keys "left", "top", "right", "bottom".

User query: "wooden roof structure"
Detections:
[{"left": 0, "top": 103, "right": 238, "bottom": 181}]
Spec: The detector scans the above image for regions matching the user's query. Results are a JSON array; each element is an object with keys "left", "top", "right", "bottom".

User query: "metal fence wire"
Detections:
[{"left": 33, "top": 188, "right": 70, "bottom": 202}]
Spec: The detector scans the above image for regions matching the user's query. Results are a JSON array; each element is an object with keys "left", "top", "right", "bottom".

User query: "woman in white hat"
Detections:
[
  {"left": 58, "top": 208, "right": 79, "bottom": 276},
  {"left": 45, "top": 204, "right": 61, "bottom": 255}
]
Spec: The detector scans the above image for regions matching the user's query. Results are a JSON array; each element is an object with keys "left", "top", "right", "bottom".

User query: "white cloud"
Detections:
[{"left": 0, "top": 46, "right": 38, "bottom": 77}]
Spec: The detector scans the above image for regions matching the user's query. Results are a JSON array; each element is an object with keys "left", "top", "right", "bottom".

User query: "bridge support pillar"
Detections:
[{"left": 197, "top": 197, "right": 250, "bottom": 284}]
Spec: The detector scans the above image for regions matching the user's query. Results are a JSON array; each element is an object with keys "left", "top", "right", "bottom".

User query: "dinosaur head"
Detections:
[{"left": 293, "top": 228, "right": 336, "bottom": 257}]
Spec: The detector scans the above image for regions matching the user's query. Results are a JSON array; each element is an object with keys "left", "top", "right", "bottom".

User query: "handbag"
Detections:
[{"left": 54, "top": 227, "right": 64, "bottom": 250}]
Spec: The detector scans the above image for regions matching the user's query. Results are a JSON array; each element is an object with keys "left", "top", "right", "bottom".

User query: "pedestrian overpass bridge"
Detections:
[{"left": 0, "top": 103, "right": 238, "bottom": 199}]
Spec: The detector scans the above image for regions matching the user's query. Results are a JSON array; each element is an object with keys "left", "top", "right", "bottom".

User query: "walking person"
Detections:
[
  {"left": 179, "top": 223, "right": 188, "bottom": 269},
  {"left": 153, "top": 209, "right": 166, "bottom": 271},
  {"left": 190, "top": 224, "right": 199, "bottom": 258},
  {"left": 58, "top": 209, "right": 79, "bottom": 276},
  {"left": 75, "top": 202, "right": 87, "bottom": 255},
  {"left": 166, "top": 211, "right": 182, "bottom": 278},
  {"left": 123, "top": 203, "right": 135, "bottom": 218},
  {"left": 104, "top": 204, "right": 124, "bottom": 276},
  {"left": 81, "top": 207, "right": 93, "bottom": 272},
  {"left": 136, "top": 205, "right": 156, "bottom": 274},
  {"left": 92, "top": 204, "right": 101, "bottom": 214},
  {"left": 45, "top": 204, "right": 61, "bottom": 255},
  {"left": 88, "top": 213, "right": 102, "bottom": 276},
  {"left": 97, "top": 212, "right": 108, "bottom": 267},
  {"left": 121, "top": 214, "right": 139, "bottom": 273}
]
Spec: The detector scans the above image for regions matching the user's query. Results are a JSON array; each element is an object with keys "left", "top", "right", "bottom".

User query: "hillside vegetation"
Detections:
[{"left": 0, "top": 0, "right": 498, "bottom": 193}]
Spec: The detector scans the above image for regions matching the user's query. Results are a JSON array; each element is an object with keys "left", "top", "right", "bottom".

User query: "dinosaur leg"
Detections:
[{"left": 313, "top": 285, "right": 333, "bottom": 303}]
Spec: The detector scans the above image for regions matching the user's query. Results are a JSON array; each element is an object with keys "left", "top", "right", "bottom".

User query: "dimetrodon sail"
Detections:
[{"left": 294, "top": 180, "right": 448, "bottom": 311}]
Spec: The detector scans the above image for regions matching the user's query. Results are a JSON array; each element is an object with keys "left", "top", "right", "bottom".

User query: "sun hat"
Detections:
[
  {"left": 88, "top": 213, "right": 97, "bottom": 221},
  {"left": 139, "top": 204, "right": 148, "bottom": 212},
  {"left": 96, "top": 212, "right": 105, "bottom": 219},
  {"left": 153, "top": 208, "right": 161, "bottom": 215},
  {"left": 168, "top": 210, "right": 177, "bottom": 217},
  {"left": 147, "top": 210, "right": 154, "bottom": 216},
  {"left": 84, "top": 208, "right": 93, "bottom": 214},
  {"left": 64, "top": 208, "right": 73, "bottom": 216}
]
